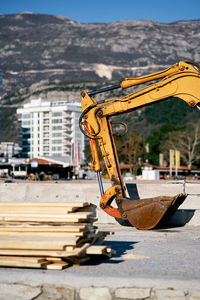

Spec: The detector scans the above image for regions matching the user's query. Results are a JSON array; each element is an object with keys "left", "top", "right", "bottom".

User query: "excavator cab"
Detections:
[{"left": 80, "top": 60, "right": 200, "bottom": 230}]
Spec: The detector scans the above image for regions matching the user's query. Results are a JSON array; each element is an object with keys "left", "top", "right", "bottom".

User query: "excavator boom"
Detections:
[{"left": 80, "top": 60, "right": 200, "bottom": 229}]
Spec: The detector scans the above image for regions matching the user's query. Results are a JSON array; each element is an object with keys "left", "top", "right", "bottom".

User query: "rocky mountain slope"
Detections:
[{"left": 0, "top": 13, "right": 200, "bottom": 141}]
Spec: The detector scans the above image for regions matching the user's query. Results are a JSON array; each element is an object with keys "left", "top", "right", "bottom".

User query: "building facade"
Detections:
[
  {"left": 0, "top": 142, "right": 21, "bottom": 159},
  {"left": 17, "top": 99, "right": 85, "bottom": 163}
]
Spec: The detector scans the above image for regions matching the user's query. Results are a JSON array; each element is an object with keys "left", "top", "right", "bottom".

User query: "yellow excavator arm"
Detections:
[{"left": 80, "top": 60, "right": 200, "bottom": 229}]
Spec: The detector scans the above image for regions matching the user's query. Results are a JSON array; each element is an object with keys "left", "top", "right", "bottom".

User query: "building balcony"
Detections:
[
  {"left": 63, "top": 113, "right": 72, "bottom": 118},
  {"left": 63, "top": 149, "right": 71, "bottom": 155},
  {"left": 63, "top": 144, "right": 71, "bottom": 149},
  {"left": 43, "top": 127, "right": 49, "bottom": 132},
  {"left": 63, "top": 132, "right": 72, "bottom": 137},
  {"left": 64, "top": 138, "right": 72, "bottom": 142},
  {"left": 63, "top": 121, "right": 72, "bottom": 126}
]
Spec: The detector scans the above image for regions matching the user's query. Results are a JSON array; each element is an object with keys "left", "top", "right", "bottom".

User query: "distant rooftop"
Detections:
[{"left": 23, "top": 98, "right": 81, "bottom": 108}]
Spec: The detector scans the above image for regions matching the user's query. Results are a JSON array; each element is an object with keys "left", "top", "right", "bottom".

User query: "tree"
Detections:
[
  {"left": 115, "top": 131, "right": 145, "bottom": 166},
  {"left": 161, "top": 122, "right": 200, "bottom": 169},
  {"left": 146, "top": 124, "right": 178, "bottom": 165}
]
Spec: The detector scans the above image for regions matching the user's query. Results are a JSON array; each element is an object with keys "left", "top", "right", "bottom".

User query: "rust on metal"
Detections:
[
  {"left": 99, "top": 185, "right": 122, "bottom": 218},
  {"left": 118, "top": 194, "right": 187, "bottom": 230}
]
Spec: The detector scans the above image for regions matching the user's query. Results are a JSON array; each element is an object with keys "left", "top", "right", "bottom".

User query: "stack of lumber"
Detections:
[{"left": 0, "top": 202, "right": 113, "bottom": 269}]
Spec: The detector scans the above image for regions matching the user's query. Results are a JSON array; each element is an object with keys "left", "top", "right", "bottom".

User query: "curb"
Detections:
[{"left": 0, "top": 283, "right": 199, "bottom": 300}]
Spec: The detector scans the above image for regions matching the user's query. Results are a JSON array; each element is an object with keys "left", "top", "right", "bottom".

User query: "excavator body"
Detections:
[{"left": 80, "top": 60, "right": 200, "bottom": 230}]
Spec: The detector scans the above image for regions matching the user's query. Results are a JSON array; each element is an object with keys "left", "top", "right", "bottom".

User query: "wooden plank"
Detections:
[
  {"left": 1, "top": 208, "right": 76, "bottom": 214},
  {"left": 46, "top": 261, "right": 70, "bottom": 270},
  {"left": 86, "top": 245, "right": 108, "bottom": 255},
  {"left": 46, "top": 257, "right": 63, "bottom": 262},
  {"left": 0, "top": 231, "right": 84, "bottom": 237},
  {"left": 86, "top": 245, "right": 114, "bottom": 257},
  {"left": 0, "top": 206, "right": 73, "bottom": 214},
  {"left": 0, "top": 259, "right": 49, "bottom": 268},
  {"left": 0, "top": 256, "right": 46, "bottom": 263},
  {"left": 0, "top": 203, "right": 93, "bottom": 214},
  {"left": 0, "top": 236, "right": 80, "bottom": 249},
  {"left": 0, "top": 212, "right": 93, "bottom": 218},
  {"left": 0, "top": 212, "right": 94, "bottom": 222},
  {"left": 0, "top": 249, "right": 69, "bottom": 257},
  {"left": 0, "top": 202, "right": 89, "bottom": 207},
  {"left": 0, "top": 256, "right": 50, "bottom": 268},
  {"left": 0, "top": 224, "right": 89, "bottom": 232},
  {"left": 0, "top": 242, "right": 90, "bottom": 257}
]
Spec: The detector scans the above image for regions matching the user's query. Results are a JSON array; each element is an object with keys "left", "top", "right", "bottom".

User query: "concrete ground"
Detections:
[
  {"left": 0, "top": 179, "right": 199, "bottom": 299},
  {"left": 0, "top": 225, "right": 199, "bottom": 299},
  {"left": 1, "top": 224, "right": 199, "bottom": 290}
]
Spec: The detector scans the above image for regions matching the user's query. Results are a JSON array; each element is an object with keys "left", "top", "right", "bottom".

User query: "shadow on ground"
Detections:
[
  {"left": 87, "top": 241, "right": 138, "bottom": 265},
  {"left": 118, "top": 183, "right": 196, "bottom": 228}
]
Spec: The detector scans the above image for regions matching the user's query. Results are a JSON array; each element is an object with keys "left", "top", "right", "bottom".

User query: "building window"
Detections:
[
  {"left": 52, "top": 112, "right": 62, "bottom": 117},
  {"left": 52, "top": 146, "right": 62, "bottom": 151},
  {"left": 52, "top": 119, "right": 62, "bottom": 124},
  {"left": 52, "top": 140, "right": 62, "bottom": 144},
  {"left": 52, "top": 126, "right": 62, "bottom": 131},
  {"left": 43, "top": 146, "right": 49, "bottom": 151},
  {"left": 52, "top": 132, "right": 62, "bottom": 137},
  {"left": 22, "top": 120, "right": 30, "bottom": 126},
  {"left": 52, "top": 153, "right": 62, "bottom": 157}
]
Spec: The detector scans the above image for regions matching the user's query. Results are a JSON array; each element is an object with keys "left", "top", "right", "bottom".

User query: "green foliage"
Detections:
[
  {"left": 142, "top": 97, "right": 198, "bottom": 126},
  {"left": 146, "top": 123, "right": 184, "bottom": 165}
]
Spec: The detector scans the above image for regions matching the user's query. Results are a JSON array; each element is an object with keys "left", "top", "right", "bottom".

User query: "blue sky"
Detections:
[{"left": 1, "top": 0, "right": 200, "bottom": 23}]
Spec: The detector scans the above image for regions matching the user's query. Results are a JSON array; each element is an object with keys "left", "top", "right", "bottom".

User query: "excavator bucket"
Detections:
[{"left": 119, "top": 194, "right": 187, "bottom": 230}]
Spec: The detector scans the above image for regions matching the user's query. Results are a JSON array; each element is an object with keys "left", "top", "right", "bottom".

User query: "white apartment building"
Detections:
[
  {"left": 0, "top": 142, "right": 21, "bottom": 158},
  {"left": 17, "top": 99, "right": 85, "bottom": 164}
]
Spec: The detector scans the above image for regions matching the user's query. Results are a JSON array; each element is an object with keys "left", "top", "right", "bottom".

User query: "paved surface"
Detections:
[
  {"left": 73, "top": 224, "right": 200, "bottom": 287},
  {"left": 0, "top": 224, "right": 199, "bottom": 291}
]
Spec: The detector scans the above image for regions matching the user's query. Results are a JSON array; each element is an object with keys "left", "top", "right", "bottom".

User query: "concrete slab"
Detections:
[{"left": 0, "top": 180, "right": 199, "bottom": 226}]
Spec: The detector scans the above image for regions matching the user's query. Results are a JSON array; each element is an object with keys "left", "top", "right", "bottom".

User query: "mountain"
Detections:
[{"left": 0, "top": 13, "right": 200, "bottom": 142}]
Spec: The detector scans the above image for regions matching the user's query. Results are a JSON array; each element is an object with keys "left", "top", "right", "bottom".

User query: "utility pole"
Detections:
[
  {"left": 170, "top": 149, "right": 180, "bottom": 178},
  {"left": 169, "top": 149, "right": 174, "bottom": 177}
]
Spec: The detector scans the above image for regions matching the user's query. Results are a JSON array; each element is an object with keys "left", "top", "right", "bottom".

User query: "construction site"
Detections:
[{"left": 2, "top": 0, "right": 200, "bottom": 295}]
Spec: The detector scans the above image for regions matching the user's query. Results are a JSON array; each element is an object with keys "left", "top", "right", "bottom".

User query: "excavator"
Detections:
[{"left": 79, "top": 60, "right": 200, "bottom": 230}]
